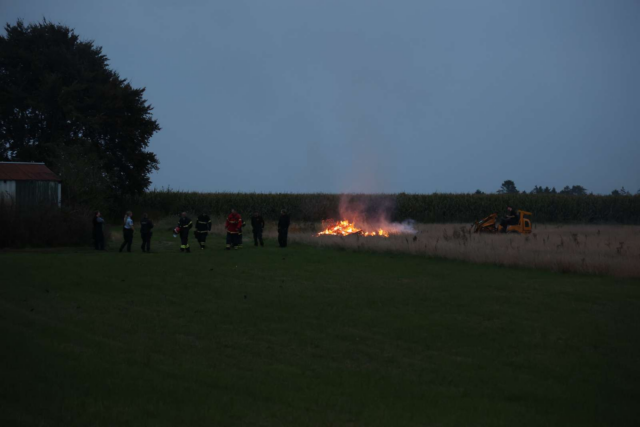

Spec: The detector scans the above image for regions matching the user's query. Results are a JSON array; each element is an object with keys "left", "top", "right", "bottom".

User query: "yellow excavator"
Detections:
[{"left": 472, "top": 210, "right": 533, "bottom": 234}]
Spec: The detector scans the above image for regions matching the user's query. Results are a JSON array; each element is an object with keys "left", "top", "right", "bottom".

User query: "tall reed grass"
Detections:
[
  {"left": 131, "top": 212, "right": 640, "bottom": 278},
  {"left": 289, "top": 223, "right": 640, "bottom": 278}
]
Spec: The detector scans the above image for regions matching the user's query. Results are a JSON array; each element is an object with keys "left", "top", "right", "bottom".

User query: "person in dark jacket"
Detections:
[
  {"left": 119, "top": 211, "right": 134, "bottom": 253},
  {"left": 177, "top": 212, "right": 193, "bottom": 252},
  {"left": 140, "top": 213, "right": 154, "bottom": 252},
  {"left": 499, "top": 206, "right": 519, "bottom": 233},
  {"left": 93, "top": 211, "right": 105, "bottom": 250},
  {"left": 251, "top": 212, "right": 265, "bottom": 247},
  {"left": 278, "top": 209, "right": 290, "bottom": 248},
  {"left": 195, "top": 213, "right": 212, "bottom": 249}
]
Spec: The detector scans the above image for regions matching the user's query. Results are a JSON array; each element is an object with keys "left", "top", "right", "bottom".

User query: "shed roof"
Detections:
[{"left": 0, "top": 162, "right": 61, "bottom": 182}]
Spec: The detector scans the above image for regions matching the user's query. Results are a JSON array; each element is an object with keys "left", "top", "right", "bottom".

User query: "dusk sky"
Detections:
[{"left": 2, "top": 0, "right": 639, "bottom": 194}]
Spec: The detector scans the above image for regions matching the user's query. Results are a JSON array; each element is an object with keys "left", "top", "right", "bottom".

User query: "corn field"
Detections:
[{"left": 117, "top": 190, "right": 640, "bottom": 224}]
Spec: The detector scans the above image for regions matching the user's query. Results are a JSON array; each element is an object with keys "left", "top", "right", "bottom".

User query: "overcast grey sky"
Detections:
[{"left": 2, "top": 0, "right": 639, "bottom": 194}]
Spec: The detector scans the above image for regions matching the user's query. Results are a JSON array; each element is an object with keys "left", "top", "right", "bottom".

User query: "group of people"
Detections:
[
  {"left": 91, "top": 210, "right": 154, "bottom": 252},
  {"left": 92, "top": 210, "right": 156, "bottom": 252},
  {"left": 91, "top": 209, "right": 291, "bottom": 252},
  {"left": 224, "top": 209, "right": 290, "bottom": 250}
]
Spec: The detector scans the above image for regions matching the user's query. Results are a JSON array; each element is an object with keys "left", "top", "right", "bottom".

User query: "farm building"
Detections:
[{"left": 0, "top": 162, "right": 62, "bottom": 207}]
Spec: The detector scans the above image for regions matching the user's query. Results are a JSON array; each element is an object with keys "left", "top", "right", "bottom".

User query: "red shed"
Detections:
[{"left": 0, "top": 162, "right": 62, "bottom": 207}]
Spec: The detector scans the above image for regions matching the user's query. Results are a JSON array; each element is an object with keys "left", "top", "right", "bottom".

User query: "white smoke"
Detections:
[{"left": 337, "top": 195, "right": 416, "bottom": 235}]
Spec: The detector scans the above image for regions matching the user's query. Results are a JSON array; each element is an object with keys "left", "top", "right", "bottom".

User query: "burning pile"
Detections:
[{"left": 318, "top": 220, "right": 390, "bottom": 238}]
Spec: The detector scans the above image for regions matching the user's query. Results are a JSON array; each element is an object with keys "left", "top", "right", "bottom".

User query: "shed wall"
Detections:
[
  {"left": 15, "top": 181, "right": 60, "bottom": 206},
  {"left": 0, "top": 180, "right": 16, "bottom": 205}
]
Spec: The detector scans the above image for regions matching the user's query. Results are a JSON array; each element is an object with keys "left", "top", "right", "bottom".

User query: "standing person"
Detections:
[
  {"left": 195, "top": 212, "right": 212, "bottom": 249},
  {"left": 177, "top": 212, "right": 193, "bottom": 252},
  {"left": 278, "top": 209, "right": 290, "bottom": 248},
  {"left": 140, "top": 213, "right": 154, "bottom": 252},
  {"left": 238, "top": 217, "right": 248, "bottom": 249},
  {"left": 225, "top": 209, "right": 242, "bottom": 250},
  {"left": 93, "top": 211, "right": 105, "bottom": 250},
  {"left": 251, "top": 212, "right": 265, "bottom": 247},
  {"left": 119, "top": 211, "right": 134, "bottom": 253},
  {"left": 499, "top": 206, "right": 518, "bottom": 233}
]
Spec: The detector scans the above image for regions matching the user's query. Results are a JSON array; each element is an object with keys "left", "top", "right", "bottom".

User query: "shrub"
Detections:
[{"left": 0, "top": 205, "right": 105, "bottom": 248}]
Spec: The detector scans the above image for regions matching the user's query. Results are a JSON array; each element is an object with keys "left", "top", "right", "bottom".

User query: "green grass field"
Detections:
[{"left": 1, "top": 233, "right": 639, "bottom": 426}]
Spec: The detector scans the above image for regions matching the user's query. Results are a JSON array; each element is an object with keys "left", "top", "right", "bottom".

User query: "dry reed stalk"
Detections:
[
  {"left": 287, "top": 223, "right": 640, "bottom": 278},
  {"left": 155, "top": 215, "right": 640, "bottom": 277}
]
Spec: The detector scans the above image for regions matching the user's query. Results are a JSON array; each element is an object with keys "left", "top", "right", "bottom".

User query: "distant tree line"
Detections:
[{"left": 475, "top": 181, "right": 638, "bottom": 196}]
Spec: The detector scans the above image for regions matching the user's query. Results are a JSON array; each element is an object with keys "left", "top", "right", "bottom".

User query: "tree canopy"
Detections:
[
  {"left": 0, "top": 20, "right": 160, "bottom": 203},
  {"left": 559, "top": 185, "right": 588, "bottom": 196},
  {"left": 611, "top": 187, "right": 631, "bottom": 196},
  {"left": 497, "top": 180, "right": 518, "bottom": 194}
]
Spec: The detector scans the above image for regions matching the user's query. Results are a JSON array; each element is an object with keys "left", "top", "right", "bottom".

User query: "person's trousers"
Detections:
[
  {"left": 500, "top": 218, "right": 518, "bottom": 233},
  {"left": 253, "top": 230, "right": 263, "bottom": 246},
  {"left": 196, "top": 231, "right": 208, "bottom": 248},
  {"left": 226, "top": 232, "right": 240, "bottom": 249},
  {"left": 94, "top": 231, "right": 104, "bottom": 250},
  {"left": 180, "top": 231, "right": 190, "bottom": 251},
  {"left": 141, "top": 232, "right": 152, "bottom": 252},
  {"left": 278, "top": 230, "right": 288, "bottom": 248},
  {"left": 119, "top": 228, "right": 133, "bottom": 252}
]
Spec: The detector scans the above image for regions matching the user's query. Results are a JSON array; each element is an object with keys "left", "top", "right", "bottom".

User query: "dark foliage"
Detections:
[
  {"left": 0, "top": 205, "right": 107, "bottom": 248},
  {"left": 611, "top": 187, "right": 631, "bottom": 196},
  {"left": 531, "top": 186, "right": 558, "bottom": 194},
  {"left": 497, "top": 180, "right": 518, "bottom": 194},
  {"left": 0, "top": 20, "right": 160, "bottom": 205},
  {"left": 559, "top": 185, "right": 588, "bottom": 196}
]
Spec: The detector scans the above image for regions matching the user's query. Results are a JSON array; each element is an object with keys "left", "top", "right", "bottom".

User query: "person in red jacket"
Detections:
[{"left": 225, "top": 209, "right": 242, "bottom": 250}]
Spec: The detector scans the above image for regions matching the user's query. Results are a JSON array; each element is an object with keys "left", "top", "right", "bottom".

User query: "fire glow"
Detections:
[{"left": 318, "top": 220, "right": 390, "bottom": 238}]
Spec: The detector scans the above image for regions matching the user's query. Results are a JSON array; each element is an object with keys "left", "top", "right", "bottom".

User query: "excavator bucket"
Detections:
[{"left": 472, "top": 213, "right": 498, "bottom": 233}]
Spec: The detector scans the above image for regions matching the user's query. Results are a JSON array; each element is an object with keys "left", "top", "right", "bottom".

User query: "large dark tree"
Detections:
[
  {"left": 0, "top": 20, "right": 160, "bottom": 201},
  {"left": 497, "top": 180, "right": 518, "bottom": 194}
]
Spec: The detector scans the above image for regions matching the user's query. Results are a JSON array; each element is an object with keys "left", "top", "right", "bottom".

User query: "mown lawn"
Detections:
[{"left": 1, "top": 233, "right": 639, "bottom": 426}]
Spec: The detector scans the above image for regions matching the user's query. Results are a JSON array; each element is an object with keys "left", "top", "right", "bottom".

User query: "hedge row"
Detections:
[
  {"left": 0, "top": 205, "right": 104, "bottom": 248},
  {"left": 116, "top": 190, "right": 640, "bottom": 224}
]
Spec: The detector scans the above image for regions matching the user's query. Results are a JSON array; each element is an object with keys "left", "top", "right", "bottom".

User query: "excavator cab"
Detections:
[{"left": 501, "top": 210, "right": 532, "bottom": 234}]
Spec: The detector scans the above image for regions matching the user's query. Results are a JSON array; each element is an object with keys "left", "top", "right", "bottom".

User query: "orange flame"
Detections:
[{"left": 318, "top": 220, "right": 390, "bottom": 238}]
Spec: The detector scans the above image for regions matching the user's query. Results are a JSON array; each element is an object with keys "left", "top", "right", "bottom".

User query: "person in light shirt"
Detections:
[{"left": 119, "top": 211, "right": 135, "bottom": 253}]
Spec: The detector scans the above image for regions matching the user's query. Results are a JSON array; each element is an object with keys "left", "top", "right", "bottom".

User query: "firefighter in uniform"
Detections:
[
  {"left": 225, "top": 209, "right": 242, "bottom": 250},
  {"left": 177, "top": 212, "right": 193, "bottom": 252},
  {"left": 195, "top": 212, "right": 212, "bottom": 249}
]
